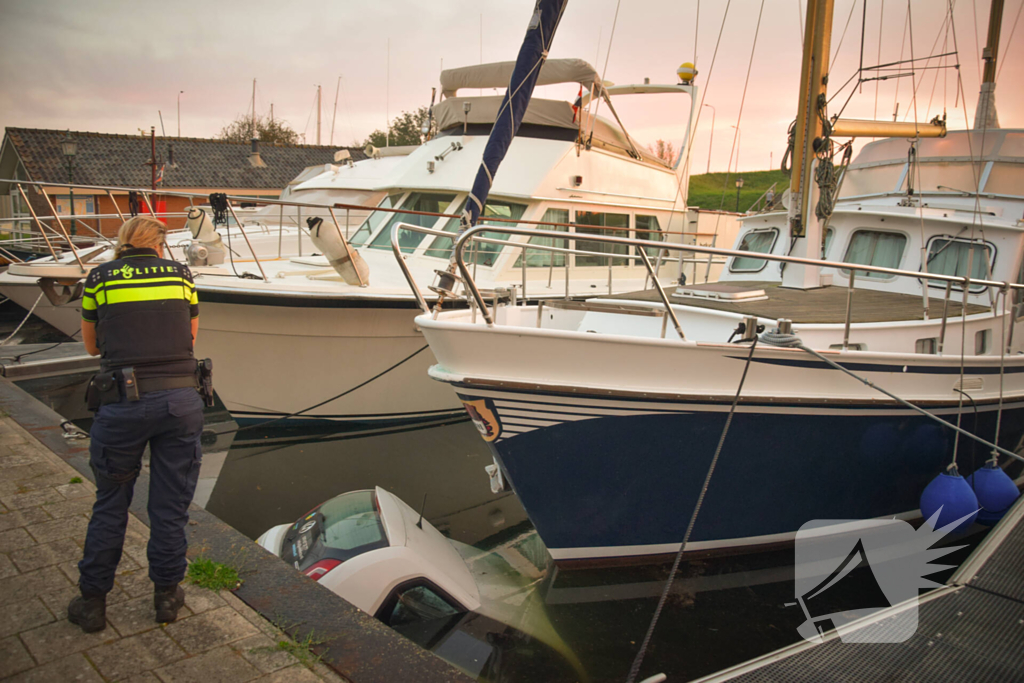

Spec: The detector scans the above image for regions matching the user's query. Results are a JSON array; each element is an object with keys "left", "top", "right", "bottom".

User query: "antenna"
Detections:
[
  {"left": 316, "top": 85, "right": 322, "bottom": 145},
  {"left": 416, "top": 493, "right": 428, "bottom": 529},
  {"left": 386, "top": 38, "right": 391, "bottom": 147},
  {"left": 331, "top": 76, "right": 341, "bottom": 145},
  {"left": 251, "top": 78, "right": 257, "bottom": 139},
  {"left": 158, "top": 110, "right": 165, "bottom": 136}
]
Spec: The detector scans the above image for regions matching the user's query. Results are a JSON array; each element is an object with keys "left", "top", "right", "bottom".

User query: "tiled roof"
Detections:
[{"left": 4, "top": 127, "right": 366, "bottom": 191}]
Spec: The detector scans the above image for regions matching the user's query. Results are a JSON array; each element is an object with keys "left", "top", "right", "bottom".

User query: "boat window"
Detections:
[
  {"left": 981, "top": 163, "right": 1024, "bottom": 197},
  {"left": 823, "top": 227, "right": 835, "bottom": 258},
  {"left": 369, "top": 193, "right": 457, "bottom": 253},
  {"left": 924, "top": 237, "right": 994, "bottom": 292},
  {"left": 841, "top": 230, "right": 907, "bottom": 279},
  {"left": 350, "top": 194, "right": 402, "bottom": 246},
  {"left": 904, "top": 161, "right": 984, "bottom": 193},
  {"left": 423, "top": 200, "right": 526, "bottom": 266},
  {"left": 514, "top": 208, "right": 568, "bottom": 268},
  {"left": 729, "top": 228, "right": 778, "bottom": 272},
  {"left": 575, "top": 211, "right": 630, "bottom": 266},
  {"left": 635, "top": 215, "right": 664, "bottom": 257},
  {"left": 838, "top": 164, "right": 905, "bottom": 197},
  {"left": 383, "top": 583, "right": 461, "bottom": 627}
]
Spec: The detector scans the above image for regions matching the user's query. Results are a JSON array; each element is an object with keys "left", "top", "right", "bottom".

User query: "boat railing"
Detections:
[{"left": 389, "top": 222, "right": 1024, "bottom": 349}]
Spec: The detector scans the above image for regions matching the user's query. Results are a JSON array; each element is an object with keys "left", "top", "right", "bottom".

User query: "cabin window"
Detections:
[
  {"left": 975, "top": 329, "right": 991, "bottom": 355},
  {"left": 841, "top": 230, "right": 907, "bottom": 279},
  {"left": 575, "top": 211, "right": 630, "bottom": 266},
  {"left": 514, "top": 208, "right": 568, "bottom": 268},
  {"left": 838, "top": 164, "right": 905, "bottom": 197},
  {"left": 982, "top": 163, "right": 1024, "bottom": 197},
  {"left": 924, "top": 237, "right": 994, "bottom": 292},
  {"left": 635, "top": 215, "right": 664, "bottom": 257},
  {"left": 915, "top": 338, "right": 938, "bottom": 354},
  {"left": 729, "top": 228, "right": 778, "bottom": 272},
  {"left": 381, "top": 583, "right": 461, "bottom": 627},
  {"left": 823, "top": 227, "right": 835, "bottom": 258},
  {"left": 350, "top": 194, "right": 402, "bottom": 246},
  {"left": 907, "top": 161, "right": 985, "bottom": 194},
  {"left": 423, "top": 200, "right": 526, "bottom": 266},
  {"left": 369, "top": 192, "right": 457, "bottom": 253}
]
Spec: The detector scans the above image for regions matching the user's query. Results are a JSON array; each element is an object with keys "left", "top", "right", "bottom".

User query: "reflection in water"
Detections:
[{"left": 18, "top": 375, "right": 991, "bottom": 683}]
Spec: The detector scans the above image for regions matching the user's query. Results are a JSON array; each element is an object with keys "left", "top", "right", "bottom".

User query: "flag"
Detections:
[
  {"left": 155, "top": 163, "right": 165, "bottom": 185},
  {"left": 571, "top": 85, "right": 583, "bottom": 123}
]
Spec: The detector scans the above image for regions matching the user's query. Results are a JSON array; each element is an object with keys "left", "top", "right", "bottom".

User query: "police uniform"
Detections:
[{"left": 77, "top": 246, "right": 204, "bottom": 600}]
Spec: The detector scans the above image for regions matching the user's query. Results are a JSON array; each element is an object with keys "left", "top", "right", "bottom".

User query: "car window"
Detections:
[{"left": 384, "top": 584, "right": 461, "bottom": 627}]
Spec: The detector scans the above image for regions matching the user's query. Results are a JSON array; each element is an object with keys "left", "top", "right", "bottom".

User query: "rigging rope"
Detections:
[
  {"left": 625, "top": 334, "right": 760, "bottom": 683},
  {"left": 996, "top": 0, "right": 1024, "bottom": 82},
  {"left": 0, "top": 292, "right": 44, "bottom": 346}
]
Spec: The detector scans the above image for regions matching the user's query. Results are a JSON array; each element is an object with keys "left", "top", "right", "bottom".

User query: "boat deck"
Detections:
[
  {"left": 602, "top": 282, "right": 990, "bottom": 324},
  {"left": 695, "top": 494, "right": 1024, "bottom": 682}
]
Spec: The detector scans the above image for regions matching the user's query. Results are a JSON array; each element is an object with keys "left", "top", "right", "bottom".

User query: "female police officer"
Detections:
[{"left": 69, "top": 216, "right": 204, "bottom": 632}]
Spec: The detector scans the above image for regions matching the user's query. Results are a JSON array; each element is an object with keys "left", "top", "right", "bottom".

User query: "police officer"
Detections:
[{"left": 69, "top": 216, "right": 204, "bottom": 633}]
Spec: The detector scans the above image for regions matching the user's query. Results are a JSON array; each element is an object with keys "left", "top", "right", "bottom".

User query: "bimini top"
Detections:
[{"left": 440, "top": 58, "right": 600, "bottom": 97}]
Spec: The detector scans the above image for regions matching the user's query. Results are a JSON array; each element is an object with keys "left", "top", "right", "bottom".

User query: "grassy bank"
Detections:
[{"left": 688, "top": 169, "right": 790, "bottom": 212}]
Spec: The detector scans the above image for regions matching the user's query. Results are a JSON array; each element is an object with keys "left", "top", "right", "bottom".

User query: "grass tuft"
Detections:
[
  {"left": 252, "top": 630, "right": 325, "bottom": 669},
  {"left": 186, "top": 556, "right": 241, "bottom": 591},
  {"left": 69, "top": 476, "right": 83, "bottom": 484}
]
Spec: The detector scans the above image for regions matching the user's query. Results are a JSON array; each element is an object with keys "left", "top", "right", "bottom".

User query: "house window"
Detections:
[
  {"left": 730, "top": 228, "right": 778, "bottom": 272},
  {"left": 514, "top": 208, "right": 568, "bottom": 268},
  {"left": 841, "top": 230, "right": 907, "bottom": 279},
  {"left": 924, "top": 237, "right": 994, "bottom": 292},
  {"left": 369, "top": 192, "right": 457, "bottom": 253},
  {"left": 575, "top": 211, "right": 630, "bottom": 266},
  {"left": 350, "top": 194, "right": 402, "bottom": 246},
  {"left": 423, "top": 199, "right": 526, "bottom": 267},
  {"left": 635, "top": 215, "right": 664, "bottom": 258}
]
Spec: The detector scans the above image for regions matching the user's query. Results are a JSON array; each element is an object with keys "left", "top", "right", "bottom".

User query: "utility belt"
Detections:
[{"left": 86, "top": 359, "right": 214, "bottom": 411}]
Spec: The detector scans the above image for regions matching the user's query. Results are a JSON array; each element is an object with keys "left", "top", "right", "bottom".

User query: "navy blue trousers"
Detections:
[{"left": 78, "top": 387, "right": 204, "bottom": 596}]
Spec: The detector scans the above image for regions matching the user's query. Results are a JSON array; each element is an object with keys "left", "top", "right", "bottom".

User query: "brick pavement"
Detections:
[{"left": 0, "top": 415, "right": 348, "bottom": 683}]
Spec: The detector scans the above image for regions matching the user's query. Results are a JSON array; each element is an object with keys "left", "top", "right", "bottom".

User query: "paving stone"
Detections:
[
  {"left": 153, "top": 645, "right": 261, "bottom": 683},
  {"left": 117, "top": 570, "right": 157, "bottom": 598},
  {"left": 38, "top": 582, "right": 129, "bottom": 620},
  {"left": 0, "top": 552, "right": 16, "bottom": 579},
  {"left": 60, "top": 552, "right": 139, "bottom": 584},
  {"left": 180, "top": 582, "right": 226, "bottom": 615},
  {"left": 0, "top": 635, "right": 35, "bottom": 678},
  {"left": 0, "top": 528, "right": 37, "bottom": 553},
  {"left": 11, "top": 538, "right": 82, "bottom": 573},
  {"left": 42, "top": 498, "right": 94, "bottom": 520},
  {"left": 106, "top": 594, "right": 193, "bottom": 638},
  {"left": 310, "top": 661, "right": 347, "bottom": 682},
  {"left": 163, "top": 606, "right": 259, "bottom": 654},
  {"left": 19, "top": 616, "right": 120, "bottom": 663},
  {"left": 87, "top": 628, "right": 186, "bottom": 680},
  {"left": 220, "top": 591, "right": 278, "bottom": 638},
  {"left": 24, "top": 515, "right": 90, "bottom": 544},
  {"left": 0, "top": 565, "right": 71, "bottom": 606},
  {"left": 261, "top": 664, "right": 323, "bottom": 683},
  {"left": 0, "top": 474, "right": 71, "bottom": 497},
  {"left": 2, "top": 490, "right": 66, "bottom": 514},
  {"left": 56, "top": 482, "right": 95, "bottom": 500},
  {"left": 0, "top": 507, "right": 51, "bottom": 532},
  {"left": 0, "top": 462, "right": 61, "bottom": 486},
  {"left": 119, "top": 673, "right": 161, "bottom": 683},
  {"left": 3, "top": 652, "right": 103, "bottom": 682},
  {"left": 0, "top": 452, "right": 42, "bottom": 468},
  {"left": 231, "top": 633, "right": 299, "bottom": 674},
  {"left": 0, "top": 598, "right": 56, "bottom": 638}
]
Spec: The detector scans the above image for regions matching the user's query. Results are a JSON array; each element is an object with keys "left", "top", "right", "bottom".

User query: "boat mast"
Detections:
[
  {"left": 781, "top": 0, "right": 835, "bottom": 290},
  {"left": 974, "top": 0, "right": 1003, "bottom": 130}
]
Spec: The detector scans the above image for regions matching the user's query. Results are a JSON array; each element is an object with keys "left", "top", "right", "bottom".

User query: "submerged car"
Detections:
[{"left": 256, "top": 487, "right": 587, "bottom": 680}]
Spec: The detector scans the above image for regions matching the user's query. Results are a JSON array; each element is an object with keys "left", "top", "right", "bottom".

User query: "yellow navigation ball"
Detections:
[{"left": 677, "top": 62, "right": 697, "bottom": 84}]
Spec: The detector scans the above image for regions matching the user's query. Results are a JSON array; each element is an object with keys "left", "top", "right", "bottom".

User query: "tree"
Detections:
[
  {"left": 647, "top": 139, "right": 677, "bottom": 165},
  {"left": 364, "top": 107, "right": 430, "bottom": 148},
  {"left": 219, "top": 114, "right": 299, "bottom": 145}
]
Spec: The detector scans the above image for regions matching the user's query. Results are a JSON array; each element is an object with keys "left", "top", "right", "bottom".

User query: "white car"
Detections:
[{"left": 257, "top": 488, "right": 586, "bottom": 679}]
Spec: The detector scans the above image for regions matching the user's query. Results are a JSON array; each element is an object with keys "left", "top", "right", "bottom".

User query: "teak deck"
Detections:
[{"left": 603, "top": 281, "right": 989, "bottom": 324}]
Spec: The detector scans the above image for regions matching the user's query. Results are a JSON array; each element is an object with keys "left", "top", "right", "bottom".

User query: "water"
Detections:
[{"left": 20, "top": 367, "right": 987, "bottom": 683}]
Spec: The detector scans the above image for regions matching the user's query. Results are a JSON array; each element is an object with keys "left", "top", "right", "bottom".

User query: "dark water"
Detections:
[{"left": 19, "top": 365, "right": 987, "bottom": 683}]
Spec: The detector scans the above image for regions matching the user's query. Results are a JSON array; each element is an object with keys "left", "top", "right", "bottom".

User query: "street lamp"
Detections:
[
  {"left": 177, "top": 90, "right": 184, "bottom": 138},
  {"left": 703, "top": 104, "right": 716, "bottom": 174},
  {"left": 61, "top": 130, "right": 77, "bottom": 236},
  {"left": 735, "top": 177, "right": 745, "bottom": 213}
]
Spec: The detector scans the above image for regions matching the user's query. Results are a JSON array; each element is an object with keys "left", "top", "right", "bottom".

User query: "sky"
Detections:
[{"left": 0, "top": 0, "right": 1020, "bottom": 174}]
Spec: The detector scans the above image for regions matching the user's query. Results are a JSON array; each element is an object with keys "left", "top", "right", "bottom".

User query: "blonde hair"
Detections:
[{"left": 115, "top": 216, "right": 167, "bottom": 258}]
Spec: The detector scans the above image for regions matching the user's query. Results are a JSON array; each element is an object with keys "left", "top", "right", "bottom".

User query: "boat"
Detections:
[
  {"left": 405, "top": 0, "right": 1024, "bottom": 563},
  {"left": 1, "top": 56, "right": 710, "bottom": 428}
]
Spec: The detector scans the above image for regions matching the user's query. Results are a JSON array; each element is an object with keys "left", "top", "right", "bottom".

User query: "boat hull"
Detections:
[{"left": 447, "top": 384, "right": 1024, "bottom": 563}]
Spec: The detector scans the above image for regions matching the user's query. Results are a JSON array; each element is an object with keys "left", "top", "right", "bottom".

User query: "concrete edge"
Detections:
[{"left": 0, "top": 377, "right": 473, "bottom": 683}]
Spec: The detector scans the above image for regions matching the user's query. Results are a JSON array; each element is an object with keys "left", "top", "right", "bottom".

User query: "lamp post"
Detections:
[
  {"left": 703, "top": 104, "right": 716, "bottom": 174},
  {"left": 61, "top": 130, "right": 78, "bottom": 236},
  {"left": 730, "top": 124, "right": 741, "bottom": 174},
  {"left": 735, "top": 177, "right": 745, "bottom": 213},
  {"left": 177, "top": 90, "right": 184, "bottom": 138}
]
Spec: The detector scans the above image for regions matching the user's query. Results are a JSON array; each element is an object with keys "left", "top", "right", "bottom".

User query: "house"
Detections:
[{"left": 0, "top": 128, "right": 366, "bottom": 236}]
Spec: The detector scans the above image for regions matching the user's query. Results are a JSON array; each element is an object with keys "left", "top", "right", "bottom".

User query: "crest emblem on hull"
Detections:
[{"left": 462, "top": 398, "right": 501, "bottom": 442}]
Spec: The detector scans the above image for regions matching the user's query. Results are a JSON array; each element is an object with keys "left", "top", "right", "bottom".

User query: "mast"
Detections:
[
  {"left": 251, "top": 78, "right": 257, "bottom": 140},
  {"left": 317, "top": 85, "right": 322, "bottom": 145},
  {"left": 781, "top": 0, "right": 835, "bottom": 290},
  {"left": 974, "top": 0, "right": 1003, "bottom": 130}
]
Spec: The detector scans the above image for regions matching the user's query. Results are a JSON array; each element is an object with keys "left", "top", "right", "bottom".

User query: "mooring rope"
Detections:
[
  {"left": 626, "top": 335, "right": 759, "bottom": 683},
  {"left": 0, "top": 292, "right": 44, "bottom": 346}
]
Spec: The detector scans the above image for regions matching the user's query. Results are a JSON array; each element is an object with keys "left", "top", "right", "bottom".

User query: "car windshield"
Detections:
[{"left": 319, "top": 490, "right": 387, "bottom": 550}]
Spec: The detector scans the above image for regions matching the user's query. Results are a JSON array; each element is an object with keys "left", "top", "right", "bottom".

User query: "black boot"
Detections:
[
  {"left": 68, "top": 591, "right": 107, "bottom": 633},
  {"left": 154, "top": 584, "right": 185, "bottom": 623}
]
